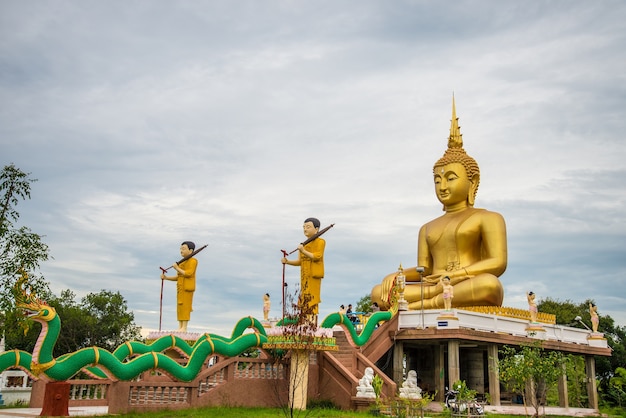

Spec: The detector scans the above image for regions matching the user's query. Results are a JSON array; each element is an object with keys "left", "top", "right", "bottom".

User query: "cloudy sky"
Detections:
[{"left": 2, "top": 1, "right": 625, "bottom": 336}]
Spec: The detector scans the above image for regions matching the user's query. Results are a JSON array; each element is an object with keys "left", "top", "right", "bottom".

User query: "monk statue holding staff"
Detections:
[
  {"left": 161, "top": 241, "right": 199, "bottom": 332},
  {"left": 281, "top": 218, "right": 328, "bottom": 322}
]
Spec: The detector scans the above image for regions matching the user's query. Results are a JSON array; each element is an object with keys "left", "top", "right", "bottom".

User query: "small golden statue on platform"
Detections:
[
  {"left": 263, "top": 293, "right": 271, "bottom": 322},
  {"left": 524, "top": 291, "right": 546, "bottom": 335},
  {"left": 441, "top": 276, "right": 454, "bottom": 311},
  {"left": 372, "top": 97, "right": 507, "bottom": 310},
  {"left": 590, "top": 302, "right": 599, "bottom": 333},
  {"left": 527, "top": 291, "right": 538, "bottom": 323}
]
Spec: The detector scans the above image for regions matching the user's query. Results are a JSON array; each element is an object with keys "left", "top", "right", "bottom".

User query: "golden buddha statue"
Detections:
[{"left": 372, "top": 98, "right": 507, "bottom": 310}]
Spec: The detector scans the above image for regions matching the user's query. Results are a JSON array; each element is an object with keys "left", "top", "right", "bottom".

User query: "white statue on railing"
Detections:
[
  {"left": 399, "top": 370, "right": 422, "bottom": 399},
  {"left": 356, "top": 367, "right": 376, "bottom": 398}
]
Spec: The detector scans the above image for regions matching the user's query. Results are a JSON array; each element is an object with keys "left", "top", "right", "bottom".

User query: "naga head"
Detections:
[{"left": 14, "top": 271, "right": 56, "bottom": 323}]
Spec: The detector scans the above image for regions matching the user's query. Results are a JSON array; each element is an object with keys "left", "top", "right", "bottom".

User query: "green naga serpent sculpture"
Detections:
[
  {"left": 321, "top": 282, "right": 399, "bottom": 346},
  {"left": 0, "top": 276, "right": 397, "bottom": 382},
  {"left": 0, "top": 277, "right": 268, "bottom": 382},
  {"left": 321, "top": 310, "right": 393, "bottom": 346}
]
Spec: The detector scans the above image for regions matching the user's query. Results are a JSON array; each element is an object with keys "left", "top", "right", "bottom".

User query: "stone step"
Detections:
[{"left": 328, "top": 330, "right": 358, "bottom": 371}]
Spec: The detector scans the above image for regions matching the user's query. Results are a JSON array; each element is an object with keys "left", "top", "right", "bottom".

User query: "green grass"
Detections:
[
  {"left": 93, "top": 406, "right": 374, "bottom": 417},
  {"left": 600, "top": 405, "right": 626, "bottom": 418},
  {"left": 91, "top": 406, "right": 626, "bottom": 418},
  {"left": 450, "top": 414, "right": 577, "bottom": 418},
  {"left": 3, "top": 399, "right": 622, "bottom": 418},
  {"left": 0, "top": 404, "right": 615, "bottom": 418}
]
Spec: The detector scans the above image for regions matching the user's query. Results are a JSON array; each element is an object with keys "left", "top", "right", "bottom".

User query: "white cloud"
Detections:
[{"left": 2, "top": 1, "right": 626, "bottom": 335}]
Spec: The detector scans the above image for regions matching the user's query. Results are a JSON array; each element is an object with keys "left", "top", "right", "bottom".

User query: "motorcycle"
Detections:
[
  {"left": 445, "top": 387, "right": 459, "bottom": 411},
  {"left": 444, "top": 387, "right": 484, "bottom": 415}
]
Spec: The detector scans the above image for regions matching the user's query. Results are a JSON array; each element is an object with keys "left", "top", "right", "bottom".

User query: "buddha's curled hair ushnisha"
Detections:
[{"left": 434, "top": 148, "right": 480, "bottom": 185}]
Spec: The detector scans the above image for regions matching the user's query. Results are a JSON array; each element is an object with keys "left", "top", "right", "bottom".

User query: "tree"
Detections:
[
  {"left": 264, "top": 286, "right": 331, "bottom": 417},
  {"left": 564, "top": 354, "right": 588, "bottom": 408},
  {"left": 537, "top": 297, "right": 580, "bottom": 326},
  {"left": 355, "top": 293, "right": 372, "bottom": 314},
  {"left": 498, "top": 343, "right": 565, "bottom": 417},
  {"left": 607, "top": 367, "right": 626, "bottom": 407},
  {"left": 0, "top": 164, "right": 51, "bottom": 334},
  {"left": 49, "top": 289, "right": 93, "bottom": 356},
  {"left": 80, "top": 290, "right": 142, "bottom": 352},
  {"left": 538, "top": 296, "right": 626, "bottom": 407}
]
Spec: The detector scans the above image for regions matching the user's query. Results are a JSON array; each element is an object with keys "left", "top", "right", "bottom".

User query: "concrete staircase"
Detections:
[
  {"left": 329, "top": 313, "right": 399, "bottom": 372},
  {"left": 332, "top": 331, "right": 356, "bottom": 372},
  {"left": 317, "top": 319, "right": 399, "bottom": 408}
]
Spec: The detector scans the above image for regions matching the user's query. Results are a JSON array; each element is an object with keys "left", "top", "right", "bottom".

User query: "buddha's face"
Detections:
[{"left": 433, "top": 162, "right": 473, "bottom": 208}]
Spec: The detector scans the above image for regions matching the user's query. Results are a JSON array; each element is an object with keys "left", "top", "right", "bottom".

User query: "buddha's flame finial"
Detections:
[{"left": 448, "top": 94, "right": 463, "bottom": 149}]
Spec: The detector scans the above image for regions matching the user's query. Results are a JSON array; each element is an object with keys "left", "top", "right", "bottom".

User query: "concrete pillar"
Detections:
[
  {"left": 487, "top": 343, "right": 501, "bottom": 406},
  {"left": 393, "top": 342, "right": 404, "bottom": 385},
  {"left": 434, "top": 344, "right": 445, "bottom": 402},
  {"left": 557, "top": 362, "right": 569, "bottom": 408},
  {"left": 289, "top": 350, "right": 310, "bottom": 410},
  {"left": 466, "top": 350, "right": 484, "bottom": 394},
  {"left": 448, "top": 340, "right": 460, "bottom": 387},
  {"left": 40, "top": 381, "right": 70, "bottom": 417},
  {"left": 585, "top": 355, "right": 598, "bottom": 410}
]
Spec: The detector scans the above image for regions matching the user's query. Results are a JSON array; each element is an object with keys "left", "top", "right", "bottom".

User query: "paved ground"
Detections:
[
  {"left": 422, "top": 402, "right": 602, "bottom": 417},
  {"left": 0, "top": 406, "right": 108, "bottom": 417},
  {"left": 484, "top": 405, "right": 602, "bottom": 416}
]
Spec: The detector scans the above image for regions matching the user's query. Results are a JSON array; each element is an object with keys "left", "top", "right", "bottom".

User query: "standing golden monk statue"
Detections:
[
  {"left": 161, "top": 241, "right": 198, "bottom": 332},
  {"left": 372, "top": 98, "right": 507, "bottom": 310},
  {"left": 281, "top": 218, "right": 326, "bottom": 317}
]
